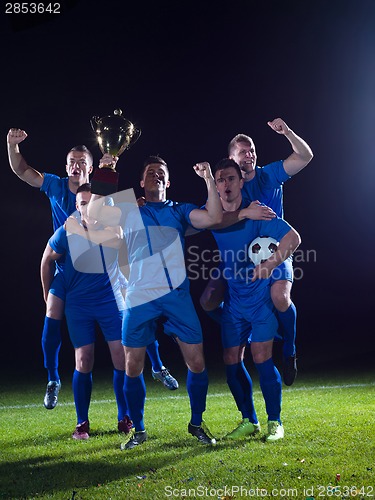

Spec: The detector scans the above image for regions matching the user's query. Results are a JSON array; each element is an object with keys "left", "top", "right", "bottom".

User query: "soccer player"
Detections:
[
  {"left": 40, "top": 183, "right": 132, "bottom": 439},
  {"left": 87, "top": 155, "right": 223, "bottom": 449},
  {"left": 200, "top": 118, "right": 313, "bottom": 385},
  {"left": 209, "top": 158, "right": 301, "bottom": 441},
  {"left": 7, "top": 129, "right": 178, "bottom": 410}
]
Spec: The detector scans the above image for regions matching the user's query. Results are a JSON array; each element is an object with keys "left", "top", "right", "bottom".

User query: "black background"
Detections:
[{"left": 1, "top": 0, "right": 374, "bottom": 379}]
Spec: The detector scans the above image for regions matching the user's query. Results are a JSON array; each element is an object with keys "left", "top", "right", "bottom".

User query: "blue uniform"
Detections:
[
  {"left": 41, "top": 173, "right": 76, "bottom": 231},
  {"left": 210, "top": 203, "right": 291, "bottom": 347},
  {"left": 48, "top": 226, "right": 124, "bottom": 348},
  {"left": 122, "top": 200, "right": 203, "bottom": 347},
  {"left": 242, "top": 161, "right": 293, "bottom": 283}
]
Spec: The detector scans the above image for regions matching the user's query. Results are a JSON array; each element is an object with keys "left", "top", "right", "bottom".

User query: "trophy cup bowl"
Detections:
[
  {"left": 90, "top": 109, "right": 141, "bottom": 195},
  {"left": 90, "top": 109, "right": 141, "bottom": 168}
]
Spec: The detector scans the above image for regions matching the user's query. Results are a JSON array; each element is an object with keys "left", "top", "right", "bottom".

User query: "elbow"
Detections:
[{"left": 293, "top": 230, "right": 302, "bottom": 250}]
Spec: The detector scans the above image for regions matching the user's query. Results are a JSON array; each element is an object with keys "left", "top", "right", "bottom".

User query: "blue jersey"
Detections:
[
  {"left": 40, "top": 173, "right": 77, "bottom": 232},
  {"left": 48, "top": 225, "right": 124, "bottom": 310},
  {"left": 123, "top": 200, "right": 197, "bottom": 296},
  {"left": 210, "top": 201, "right": 292, "bottom": 296},
  {"left": 241, "top": 161, "right": 291, "bottom": 218},
  {"left": 121, "top": 200, "right": 203, "bottom": 347}
]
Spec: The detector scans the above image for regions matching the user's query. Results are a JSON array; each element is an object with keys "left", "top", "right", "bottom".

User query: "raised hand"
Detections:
[{"left": 7, "top": 128, "right": 28, "bottom": 145}]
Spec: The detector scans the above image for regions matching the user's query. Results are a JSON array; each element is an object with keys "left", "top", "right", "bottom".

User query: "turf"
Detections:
[{"left": 0, "top": 367, "right": 374, "bottom": 499}]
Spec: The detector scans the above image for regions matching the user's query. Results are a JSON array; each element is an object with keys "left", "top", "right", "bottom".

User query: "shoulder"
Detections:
[
  {"left": 48, "top": 225, "right": 67, "bottom": 251},
  {"left": 41, "top": 173, "right": 66, "bottom": 192}
]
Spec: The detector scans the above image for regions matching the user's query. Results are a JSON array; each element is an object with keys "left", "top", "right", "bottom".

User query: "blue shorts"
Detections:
[
  {"left": 270, "top": 256, "right": 293, "bottom": 284},
  {"left": 65, "top": 301, "right": 123, "bottom": 348},
  {"left": 122, "top": 288, "right": 202, "bottom": 347},
  {"left": 221, "top": 284, "right": 278, "bottom": 348},
  {"left": 49, "top": 270, "right": 66, "bottom": 301}
]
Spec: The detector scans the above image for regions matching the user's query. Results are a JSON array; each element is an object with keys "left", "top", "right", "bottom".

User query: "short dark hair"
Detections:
[
  {"left": 76, "top": 182, "right": 91, "bottom": 194},
  {"left": 213, "top": 158, "right": 242, "bottom": 180},
  {"left": 228, "top": 134, "right": 253, "bottom": 156},
  {"left": 68, "top": 145, "right": 93, "bottom": 165},
  {"left": 140, "top": 155, "right": 168, "bottom": 179}
]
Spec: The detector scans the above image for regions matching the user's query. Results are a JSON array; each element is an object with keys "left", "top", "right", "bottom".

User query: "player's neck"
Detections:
[
  {"left": 221, "top": 196, "right": 242, "bottom": 212},
  {"left": 144, "top": 190, "right": 167, "bottom": 203}
]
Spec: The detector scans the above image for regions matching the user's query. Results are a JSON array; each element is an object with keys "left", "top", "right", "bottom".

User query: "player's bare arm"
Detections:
[
  {"left": 40, "top": 244, "right": 62, "bottom": 302},
  {"left": 65, "top": 216, "right": 123, "bottom": 249},
  {"left": 7, "top": 128, "right": 44, "bottom": 188},
  {"left": 267, "top": 118, "right": 313, "bottom": 176},
  {"left": 190, "top": 162, "right": 223, "bottom": 228},
  {"left": 251, "top": 228, "right": 301, "bottom": 282}
]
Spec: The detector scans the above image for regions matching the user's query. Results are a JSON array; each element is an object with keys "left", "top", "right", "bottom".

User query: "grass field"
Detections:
[{"left": 0, "top": 366, "right": 374, "bottom": 499}]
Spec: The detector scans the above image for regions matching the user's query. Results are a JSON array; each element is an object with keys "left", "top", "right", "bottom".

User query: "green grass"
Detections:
[{"left": 0, "top": 368, "right": 374, "bottom": 499}]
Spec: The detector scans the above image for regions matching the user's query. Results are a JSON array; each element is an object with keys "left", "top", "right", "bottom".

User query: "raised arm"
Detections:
[
  {"left": 87, "top": 193, "right": 122, "bottom": 226},
  {"left": 7, "top": 128, "right": 44, "bottom": 188},
  {"left": 189, "top": 162, "right": 223, "bottom": 229},
  {"left": 267, "top": 118, "right": 313, "bottom": 176},
  {"left": 252, "top": 227, "right": 301, "bottom": 282},
  {"left": 40, "top": 243, "right": 62, "bottom": 302}
]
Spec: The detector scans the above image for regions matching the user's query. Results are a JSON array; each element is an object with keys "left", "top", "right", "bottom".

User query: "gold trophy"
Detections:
[{"left": 90, "top": 109, "right": 141, "bottom": 195}]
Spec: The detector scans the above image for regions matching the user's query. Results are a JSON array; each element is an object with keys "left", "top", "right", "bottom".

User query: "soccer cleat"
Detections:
[
  {"left": 224, "top": 418, "right": 261, "bottom": 439},
  {"left": 283, "top": 354, "right": 297, "bottom": 386},
  {"left": 266, "top": 421, "right": 284, "bottom": 442},
  {"left": 120, "top": 429, "right": 148, "bottom": 450},
  {"left": 152, "top": 366, "right": 179, "bottom": 390},
  {"left": 72, "top": 420, "right": 90, "bottom": 440},
  {"left": 188, "top": 421, "right": 216, "bottom": 445},
  {"left": 118, "top": 415, "right": 133, "bottom": 434},
  {"left": 43, "top": 380, "right": 61, "bottom": 410}
]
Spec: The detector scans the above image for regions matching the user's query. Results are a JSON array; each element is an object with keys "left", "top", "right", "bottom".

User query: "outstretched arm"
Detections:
[
  {"left": 7, "top": 128, "right": 44, "bottom": 187},
  {"left": 267, "top": 118, "right": 313, "bottom": 176},
  {"left": 210, "top": 200, "right": 276, "bottom": 229},
  {"left": 189, "top": 162, "right": 223, "bottom": 228},
  {"left": 252, "top": 227, "right": 301, "bottom": 281}
]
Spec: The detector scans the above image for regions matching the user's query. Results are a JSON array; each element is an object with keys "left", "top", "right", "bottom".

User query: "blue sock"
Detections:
[
  {"left": 72, "top": 370, "right": 92, "bottom": 424},
  {"left": 146, "top": 340, "right": 163, "bottom": 372},
  {"left": 124, "top": 374, "right": 146, "bottom": 431},
  {"left": 205, "top": 302, "right": 223, "bottom": 325},
  {"left": 254, "top": 358, "right": 282, "bottom": 423},
  {"left": 113, "top": 369, "right": 128, "bottom": 421},
  {"left": 41, "top": 316, "right": 61, "bottom": 382},
  {"left": 225, "top": 362, "right": 258, "bottom": 424},
  {"left": 187, "top": 369, "right": 208, "bottom": 426},
  {"left": 277, "top": 303, "right": 297, "bottom": 357}
]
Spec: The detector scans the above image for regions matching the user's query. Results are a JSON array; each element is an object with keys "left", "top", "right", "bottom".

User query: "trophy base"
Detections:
[{"left": 91, "top": 168, "right": 119, "bottom": 196}]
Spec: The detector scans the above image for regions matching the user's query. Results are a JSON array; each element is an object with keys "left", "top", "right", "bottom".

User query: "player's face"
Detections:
[
  {"left": 141, "top": 164, "right": 170, "bottom": 193},
  {"left": 231, "top": 140, "right": 257, "bottom": 175},
  {"left": 66, "top": 151, "right": 93, "bottom": 186},
  {"left": 76, "top": 191, "right": 97, "bottom": 229},
  {"left": 215, "top": 167, "right": 244, "bottom": 204}
]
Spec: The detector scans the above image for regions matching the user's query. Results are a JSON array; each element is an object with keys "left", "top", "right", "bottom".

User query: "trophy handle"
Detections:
[
  {"left": 90, "top": 116, "right": 100, "bottom": 132},
  {"left": 127, "top": 127, "right": 141, "bottom": 149}
]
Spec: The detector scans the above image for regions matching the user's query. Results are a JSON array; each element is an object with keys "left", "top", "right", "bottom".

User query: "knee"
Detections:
[
  {"left": 223, "top": 350, "right": 242, "bottom": 365},
  {"left": 125, "top": 358, "right": 143, "bottom": 378},
  {"left": 252, "top": 352, "right": 270, "bottom": 364},
  {"left": 186, "top": 354, "right": 205, "bottom": 373},
  {"left": 75, "top": 353, "right": 93, "bottom": 373},
  {"left": 271, "top": 288, "right": 291, "bottom": 312}
]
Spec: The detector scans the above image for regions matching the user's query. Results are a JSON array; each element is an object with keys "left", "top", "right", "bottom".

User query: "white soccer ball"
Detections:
[{"left": 248, "top": 236, "right": 279, "bottom": 266}]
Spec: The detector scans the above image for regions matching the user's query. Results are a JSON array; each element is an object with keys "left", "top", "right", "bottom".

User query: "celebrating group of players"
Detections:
[{"left": 7, "top": 117, "right": 313, "bottom": 449}]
